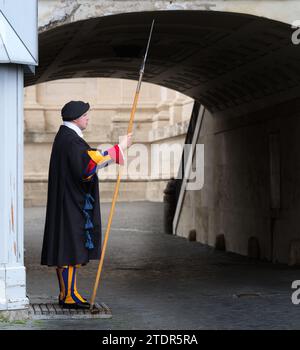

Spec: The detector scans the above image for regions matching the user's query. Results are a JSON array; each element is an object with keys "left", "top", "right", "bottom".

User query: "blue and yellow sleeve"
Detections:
[{"left": 83, "top": 144, "right": 124, "bottom": 182}]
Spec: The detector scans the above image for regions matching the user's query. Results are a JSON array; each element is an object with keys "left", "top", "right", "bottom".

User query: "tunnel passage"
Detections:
[
  {"left": 25, "top": 9, "right": 300, "bottom": 264},
  {"left": 26, "top": 10, "right": 300, "bottom": 119}
]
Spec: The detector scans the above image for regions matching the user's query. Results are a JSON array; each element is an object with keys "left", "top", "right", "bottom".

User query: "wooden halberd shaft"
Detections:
[{"left": 90, "top": 20, "right": 155, "bottom": 310}]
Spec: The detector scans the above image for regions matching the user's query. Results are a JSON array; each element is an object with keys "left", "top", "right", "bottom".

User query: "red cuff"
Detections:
[{"left": 107, "top": 144, "right": 124, "bottom": 165}]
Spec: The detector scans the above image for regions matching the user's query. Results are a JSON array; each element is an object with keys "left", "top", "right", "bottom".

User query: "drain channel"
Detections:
[{"left": 29, "top": 302, "right": 112, "bottom": 320}]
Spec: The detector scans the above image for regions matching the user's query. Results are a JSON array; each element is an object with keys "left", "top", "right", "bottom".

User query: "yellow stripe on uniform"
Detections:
[
  {"left": 74, "top": 271, "right": 86, "bottom": 303},
  {"left": 64, "top": 266, "right": 75, "bottom": 304},
  {"left": 87, "top": 150, "right": 111, "bottom": 165}
]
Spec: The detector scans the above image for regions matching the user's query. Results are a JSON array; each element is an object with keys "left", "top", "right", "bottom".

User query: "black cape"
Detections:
[{"left": 41, "top": 125, "right": 102, "bottom": 266}]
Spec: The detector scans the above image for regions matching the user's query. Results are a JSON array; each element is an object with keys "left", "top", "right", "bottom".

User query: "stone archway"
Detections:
[
  {"left": 27, "top": 10, "right": 300, "bottom": 120},
  {"left": 26, "top": 7, "right": 300, "bottom": 264}
]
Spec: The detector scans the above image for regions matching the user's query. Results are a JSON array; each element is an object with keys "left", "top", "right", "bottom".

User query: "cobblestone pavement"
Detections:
[{"left": 1, "top": 201, "right": 300, "bottom": 330}]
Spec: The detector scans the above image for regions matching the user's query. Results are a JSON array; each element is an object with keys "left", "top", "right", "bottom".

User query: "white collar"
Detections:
[{"left": 63, "top": 121, "right": 83, "bottom": 138}]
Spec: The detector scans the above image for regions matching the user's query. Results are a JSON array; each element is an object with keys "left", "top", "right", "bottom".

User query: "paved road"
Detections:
[{"left": 1, "top": 201, "right": 300, "bottom": 329}]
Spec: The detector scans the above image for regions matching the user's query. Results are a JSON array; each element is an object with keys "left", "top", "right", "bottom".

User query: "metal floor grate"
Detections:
[{"left": 29, "top": 302, "right": 112, "bottom": 320}]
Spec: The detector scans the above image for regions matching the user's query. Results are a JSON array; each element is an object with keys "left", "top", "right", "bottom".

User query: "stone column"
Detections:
[
  {"left": 24, "top": 85, "right": 45, "bottom": 133},
  {"left": 0, "top": 65, "right": 28, "bottom": 311},
  {"left": 170, "top": 92, "right": 194, "bottom": 124},
  {"left": 152, "top": 86, "right": 173, "bottom": 129}
]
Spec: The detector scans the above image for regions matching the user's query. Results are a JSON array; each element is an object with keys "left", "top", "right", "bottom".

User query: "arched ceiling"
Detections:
[{"left": 26, "top": 10, "right": 300, "bottom": 118}]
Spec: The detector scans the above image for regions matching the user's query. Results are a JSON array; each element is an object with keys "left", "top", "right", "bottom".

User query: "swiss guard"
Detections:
[{"left": 41, "top": 100, "right": 132, "bottom": 309}]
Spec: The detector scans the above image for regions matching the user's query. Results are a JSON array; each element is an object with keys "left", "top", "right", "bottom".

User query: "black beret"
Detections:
[{"left": 61, "top": 100, "right": 90, "bottom": 121}]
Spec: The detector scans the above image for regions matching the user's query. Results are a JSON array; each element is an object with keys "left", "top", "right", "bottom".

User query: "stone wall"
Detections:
[
  {"left": 38, "top": 0, "right": 294, "bottom": 32},
  {"left": 175, "top": 99, "right": 300, "bottom": 264}
]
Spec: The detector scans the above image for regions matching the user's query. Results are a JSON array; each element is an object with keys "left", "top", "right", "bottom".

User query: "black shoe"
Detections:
[{"left": 61, "top": 301, "right": 90, "bottom": 310}]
